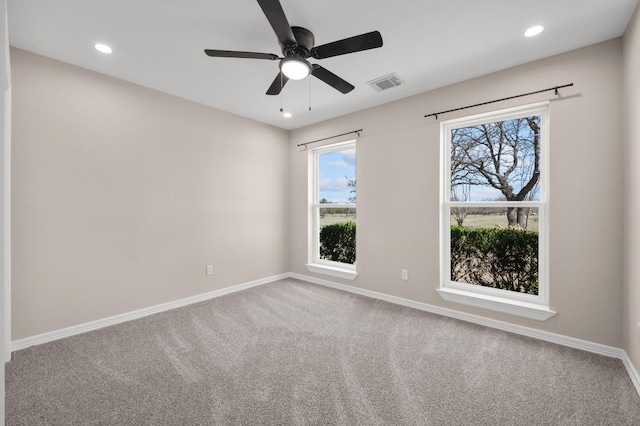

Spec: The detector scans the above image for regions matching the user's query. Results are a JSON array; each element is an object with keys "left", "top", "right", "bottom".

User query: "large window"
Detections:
[
  {"left": 439, "top": 103, "right": 554, "bottom": 320},
  {"left": 306, "top": 141, "right": 357, "bottom": 280}
]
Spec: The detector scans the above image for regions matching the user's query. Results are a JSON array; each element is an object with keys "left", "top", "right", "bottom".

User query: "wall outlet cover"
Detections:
[{"left": 401, "top": 269, "right": 408, "bottom": 281}]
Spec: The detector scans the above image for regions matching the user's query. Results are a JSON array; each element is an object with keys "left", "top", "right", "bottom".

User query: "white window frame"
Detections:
[
  {"left": 437, "top": 102, "right": 555, "bottom": 320},
  {"left": 305, "top": 140, "right": 358, "bottom": 280}
]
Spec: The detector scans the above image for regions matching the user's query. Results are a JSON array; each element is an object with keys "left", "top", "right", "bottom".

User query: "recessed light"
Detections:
[
  {"left": 524, "top": 25, "right": 544, "bottom": 37},
  {"left": 283, "top": 112, "right": 293, "bottom": 118},
  {"left": 94, "top": 43, "right": 113, "bottom": 54}
]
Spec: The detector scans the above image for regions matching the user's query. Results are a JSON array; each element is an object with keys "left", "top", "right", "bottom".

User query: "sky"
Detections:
[{"left": 318, "top": 147, "right": 356, "bottom": 204}]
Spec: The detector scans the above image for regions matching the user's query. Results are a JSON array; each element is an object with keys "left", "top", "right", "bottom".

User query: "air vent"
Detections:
[{"left": 368, "top": 73, "right": 403, "bottom": 92}]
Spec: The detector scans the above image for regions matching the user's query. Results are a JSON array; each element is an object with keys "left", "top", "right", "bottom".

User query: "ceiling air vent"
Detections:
[{"left": 368, "top": 73, "right": 403, "bottom": 92}]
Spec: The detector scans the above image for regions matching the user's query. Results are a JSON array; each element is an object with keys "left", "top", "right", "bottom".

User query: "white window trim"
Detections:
[
  {"left": 306, "top": 140, "right": 358, "bottom": 280},
  {"left": 439, "top": 102, "right": 555, "bottom": 320}
]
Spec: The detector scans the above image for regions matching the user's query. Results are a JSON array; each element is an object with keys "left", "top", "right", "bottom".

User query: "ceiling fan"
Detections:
[{"left": 204, "top": 0, "right": 383, "bottom": 95}]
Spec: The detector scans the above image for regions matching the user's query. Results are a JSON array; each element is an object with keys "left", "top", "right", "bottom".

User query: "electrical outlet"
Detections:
[
  {"left": 206, "top": 265, "right": 213, "bottom": 276},
  {"left": 401, "top": 269, "right": 408, "bottom": 281}
]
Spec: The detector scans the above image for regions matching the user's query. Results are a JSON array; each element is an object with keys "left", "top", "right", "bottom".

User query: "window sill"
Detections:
[
  {"left": 305, "top": 263, "right": 358, "bottom": 281},
  {"left": 436, "top": 287, "right": 556, "bottom": 321}
]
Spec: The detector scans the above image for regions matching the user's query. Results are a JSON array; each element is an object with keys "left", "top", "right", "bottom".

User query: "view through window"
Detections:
[
  {"left": 313, "top": 142, "right": 356, "bottom": 268},
  {"left": 442, "top": 103, "right": 548, "bottom": 307}
]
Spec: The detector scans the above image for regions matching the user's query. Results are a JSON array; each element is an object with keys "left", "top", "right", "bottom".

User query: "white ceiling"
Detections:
[{"left": 7, "top": 0, "right": 639, "bottom": 130}]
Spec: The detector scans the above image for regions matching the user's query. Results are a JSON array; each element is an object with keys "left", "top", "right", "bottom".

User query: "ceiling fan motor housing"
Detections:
[{"left": 282, "top": 26, "right": 315, "bottom": 58}]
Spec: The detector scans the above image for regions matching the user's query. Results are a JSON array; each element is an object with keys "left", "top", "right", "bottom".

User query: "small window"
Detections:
[
  {"left": 306, "top": 141, "right": 357, "bottom": 280},
  {"left": 438, "top": 103, "right": 555, "bottom": 320}
]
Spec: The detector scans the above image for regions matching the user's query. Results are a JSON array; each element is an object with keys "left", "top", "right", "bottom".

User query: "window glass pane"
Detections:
[
  {"left": 450, "top": 116, "right": 541, "bottom": 202},
  {"left": 450, "top": 206, "right": 539, "bottom": 232},
  {"left": 450, "top": 207, "right": 539, "bottom": 295},
  {"left": 318, "top": 147, "right": 356, "bottom": 204},
  {"left": 319, "top": 207, "right": 356, "bottom": 264}
]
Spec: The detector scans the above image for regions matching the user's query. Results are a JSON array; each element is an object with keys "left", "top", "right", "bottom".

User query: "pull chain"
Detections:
[
  {"left": 279, "top": 74, "right": 284, "bottom": 113},
  {"left": 308, "top": 76, "right": 312, "bottom": 111}
]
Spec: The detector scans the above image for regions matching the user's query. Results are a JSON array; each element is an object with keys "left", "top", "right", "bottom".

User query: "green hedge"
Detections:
[
  {"left": 320, "top": 222, "right": 356, "bottom": 264},
  {"left": 451, "top": 225, "right": 538, "bottom": 295}
]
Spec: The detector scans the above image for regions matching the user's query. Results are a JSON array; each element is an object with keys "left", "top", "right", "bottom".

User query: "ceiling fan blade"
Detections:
[
  {"left": 311, "top": 31, "right": 383, "bottom": 59},
  {"left": 256, "top": 0, "right": 296, "bottom": 47},
  {"left": 204, "top": 49, "right": 280, "bottom": 60},
  {"left": 266, "top": 72, "right": 289, "bottom": 95},
  {"left": 311, "top": 65, "right": 354, "bottom": 94}
]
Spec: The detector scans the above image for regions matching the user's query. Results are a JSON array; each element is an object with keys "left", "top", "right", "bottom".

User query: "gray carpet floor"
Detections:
[{"left": 6, "top": 278, "right": 640, "bottom": 425}]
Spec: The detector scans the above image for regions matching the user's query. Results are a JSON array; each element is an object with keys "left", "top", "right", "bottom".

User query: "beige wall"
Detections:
[
  {"left": 623, "top": 4, "right": 640, "bottom": 370},
  {"left": 289, "top": 39, "right": 624, "bottom": 347},
  {"left": 1, "top": 0, "right": 8, "bottom": 422},
  {"left": 10, "top": 48, "right": 290, "bottom": 340}
]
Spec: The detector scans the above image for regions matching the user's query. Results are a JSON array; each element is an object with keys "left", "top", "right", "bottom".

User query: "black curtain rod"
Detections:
[
  {"left": 298, "top": 129, "right": 363, "bottom": 148},
  {"left": 424, "top": 83, "right": 574, "bottom": 120}
]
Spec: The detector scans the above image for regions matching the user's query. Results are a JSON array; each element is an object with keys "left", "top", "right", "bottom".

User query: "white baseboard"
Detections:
[
  {"left": 288, "top": 272, "right": 627, "bottom": 360},
  {"left": 621, "top": 350, "right": 640, "bottom": 396},
  {"left": 11, "top": 273, "right": 289, "bottom": 351}
]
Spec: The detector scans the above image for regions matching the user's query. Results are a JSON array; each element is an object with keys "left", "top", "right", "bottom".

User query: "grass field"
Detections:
[
  {"left": 455, "top": 214, "right": 539, "bottom": 232},
  {"left": 319, "top": 213, "right": 537, "bottom": 232},
  {"left": 320, "top": 214, "right": 356, "bottom": 227}
]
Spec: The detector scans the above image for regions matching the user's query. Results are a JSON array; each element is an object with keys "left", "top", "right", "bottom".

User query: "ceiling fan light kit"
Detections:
[
  {"left": 204, "top": 0, "right": 383, "bottom": 96},
  {"left": 280, "top": 57, "right": 311, "bottom": 80}
]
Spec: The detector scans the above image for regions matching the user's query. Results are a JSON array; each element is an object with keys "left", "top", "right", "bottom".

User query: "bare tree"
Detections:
[
  {"left": 451, "top": 184, "right": 470, "bottom": 225},
  {"left": 451, "top": 116, "right": 540, "bottom": 228}
]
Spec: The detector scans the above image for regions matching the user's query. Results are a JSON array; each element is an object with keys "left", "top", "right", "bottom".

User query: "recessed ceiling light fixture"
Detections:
[
  {"left": 524, "top": 25, "right": 544, "bottom": 37},
  {"left": 94, "top": 43, "right": 113, "bottom": 54},
  {"left": 283, "top": 112, "right": 293, "bottom": 118},
  {"left": 280, "top": 57, "right": 311, "bottom": 80}
]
